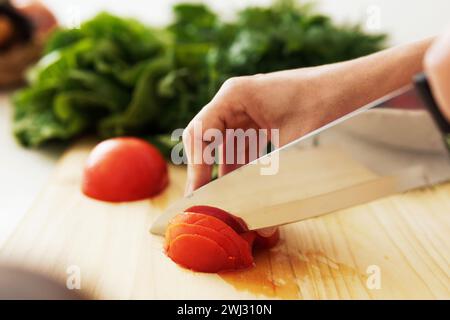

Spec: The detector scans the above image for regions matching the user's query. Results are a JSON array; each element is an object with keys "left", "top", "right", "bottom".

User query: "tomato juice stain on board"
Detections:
[{"left": 219, "top": 241, "right": 364, "bottom": 299}]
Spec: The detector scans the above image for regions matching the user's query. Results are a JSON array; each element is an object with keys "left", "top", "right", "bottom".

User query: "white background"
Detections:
[
  {"left": 1, "top": 0, "right": 449, "bottom": 245},
  {"left": 42, "top": 0, "right": 450, "bottom": 45}
]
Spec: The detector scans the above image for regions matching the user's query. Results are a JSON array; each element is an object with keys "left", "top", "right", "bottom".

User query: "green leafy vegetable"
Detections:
[{"left": 13, "top": 1, "right": 386, "bottom": 148}]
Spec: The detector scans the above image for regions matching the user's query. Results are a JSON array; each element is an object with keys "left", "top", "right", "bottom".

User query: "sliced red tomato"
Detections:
[
  {"left": 184, "top": 205, "right": 248, "bottom": 233},
  {"left": 166, "top": 212, "right": 254, "bottom": 271},
  {"left": 167, "top": 234, "right": 234, "bottom": 273},
  {"left": 240, "top": 231, "right": 257, "bottom": 249},
  {"left": 82, "top": 137, "right": 168, "bottom": 202},
  {"left": 187, "top": 215, "right": 254, "bottom": 268},
  {"left": 165, "top": 206, "right": 281, "bottom": 273},
  {"left": 165, "top": 222, "right": 241, "bottom": 268},
  {"left": 185, "top": 205, "right": 279, "bottom": 249}
]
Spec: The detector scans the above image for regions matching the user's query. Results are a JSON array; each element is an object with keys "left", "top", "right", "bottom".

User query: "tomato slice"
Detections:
[
  {"left": 185, "top": 205, "right": 279, "bottom": 249},
  {"left": 165, "top": 207, "right": 280, "bottom": 273},
  {"left": 167, "top": 234, "right": 234, "bottom": 273},
  {"left": 240, "top": 231, "right": 257, "bottom": 248},
  {"left": 166, "top": 222, "right": 241, "bottom": 268},
  {"left": 184, "top": 205, "right": 248, "bottom": 233},
  {"left": 168, "top": 213, "right": 254, "bottom": 268},
  {"left": 190, "top": 216, "right": 254, "bottom": 268},
  {"left": 82, "top": 137, "right": 168, "bottom": 202}
]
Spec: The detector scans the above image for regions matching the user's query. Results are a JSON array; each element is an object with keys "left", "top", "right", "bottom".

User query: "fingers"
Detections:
[
  {"left": 183, "top": 104, "right": 225, "bottom": 195},
  {"left": 218, "top": 124, "right": 267, "bottom": 178},
  {"left": 256, "top": 227, "right": 278, "bottom": 237},
  {"left": 425, "top": 28, "right": 450, "bottom": 121},
  {"left": 219, "top": 130, "right": 242, "bottom": 177},
  {"left": 183, "top": 76, "right": 255, "bottom": 193},
  {"left": 184, "top": 150, "right": 212, "bottom": 195}
]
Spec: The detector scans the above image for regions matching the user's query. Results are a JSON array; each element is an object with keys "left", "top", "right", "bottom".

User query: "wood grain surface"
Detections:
[{"left": 1, "top": 140, "right": 449, "bottom": 299}]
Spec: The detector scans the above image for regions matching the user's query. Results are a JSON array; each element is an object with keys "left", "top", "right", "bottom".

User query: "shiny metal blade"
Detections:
[
  {"left": 150, "top": 86, "right": 450, "bottom": 235},
  {"left": 244, "top": 166, "right": 427, "bottom": 230}
]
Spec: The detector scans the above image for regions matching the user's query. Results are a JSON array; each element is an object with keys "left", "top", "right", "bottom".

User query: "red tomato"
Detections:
[
  {"left": 184, "top": 205, "right": 248, "bottom": 234},
  {"left": 164, "top": 206, "right": 280, "bottom": 273},
  {"left": 165, "top": 212, "right": 254, "bottom": 272},
  {"left": 186, "top": 205, "right": 279, "bottom": 249},
  {"left": 82, "top": 137, "right": 168, "bottom": 202}
]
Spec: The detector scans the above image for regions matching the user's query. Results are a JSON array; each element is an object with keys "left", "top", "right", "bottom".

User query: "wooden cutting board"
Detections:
[{"left": 1, "top": 139, "right": 449, "bottom": 299}]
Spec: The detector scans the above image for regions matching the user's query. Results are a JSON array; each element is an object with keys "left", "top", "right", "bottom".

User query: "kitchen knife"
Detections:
[{"left": 150, "top": 74, "right": 450, "bottom": 235}]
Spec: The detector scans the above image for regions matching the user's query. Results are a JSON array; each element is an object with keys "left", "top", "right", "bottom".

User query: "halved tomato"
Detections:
[{"left": 82, "top": 137, "right": 168, "bottom": 202}]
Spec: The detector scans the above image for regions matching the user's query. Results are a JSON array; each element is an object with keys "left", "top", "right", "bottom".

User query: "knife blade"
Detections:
[{"left": 150, "top": 76, "right": 450, "bottom": 235}]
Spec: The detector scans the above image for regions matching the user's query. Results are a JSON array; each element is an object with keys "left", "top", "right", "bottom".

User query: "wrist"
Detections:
[
  {"left": 317, "top": 38, "right": 435, "bottom": 117},
  {"left": 425, "top": 32, "right": 450, "bottom": 122}
]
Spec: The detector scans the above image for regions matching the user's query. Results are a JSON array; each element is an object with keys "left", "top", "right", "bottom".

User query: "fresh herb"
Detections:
[{"left": 13, "top": 1, "right": 386, "bottom": 153}]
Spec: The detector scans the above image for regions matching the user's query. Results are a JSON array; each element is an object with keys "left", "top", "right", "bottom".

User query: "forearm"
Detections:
[
  {"left": 310, "top": 37, "right": 435, "bottom": 124},
  {"left": 215, "top": 38, "right": 436, "bottom": 147}
]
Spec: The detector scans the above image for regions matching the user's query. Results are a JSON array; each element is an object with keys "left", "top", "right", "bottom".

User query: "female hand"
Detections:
[
  {"left": 182, "top": 68, "right": 347, "bottom": 194},
  {"left": 183, "top": 38, "right": 432, "bottom": 194}
]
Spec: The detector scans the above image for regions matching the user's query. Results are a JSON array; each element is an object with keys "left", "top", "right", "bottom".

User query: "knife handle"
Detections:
[{"left": 413, "top": 73, "right": 450, "bottom": 151}]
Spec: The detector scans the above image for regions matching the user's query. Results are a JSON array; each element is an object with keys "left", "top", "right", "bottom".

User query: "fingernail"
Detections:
[{"left": 256, "top": 227, "right": 277, "bottom": 237}]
